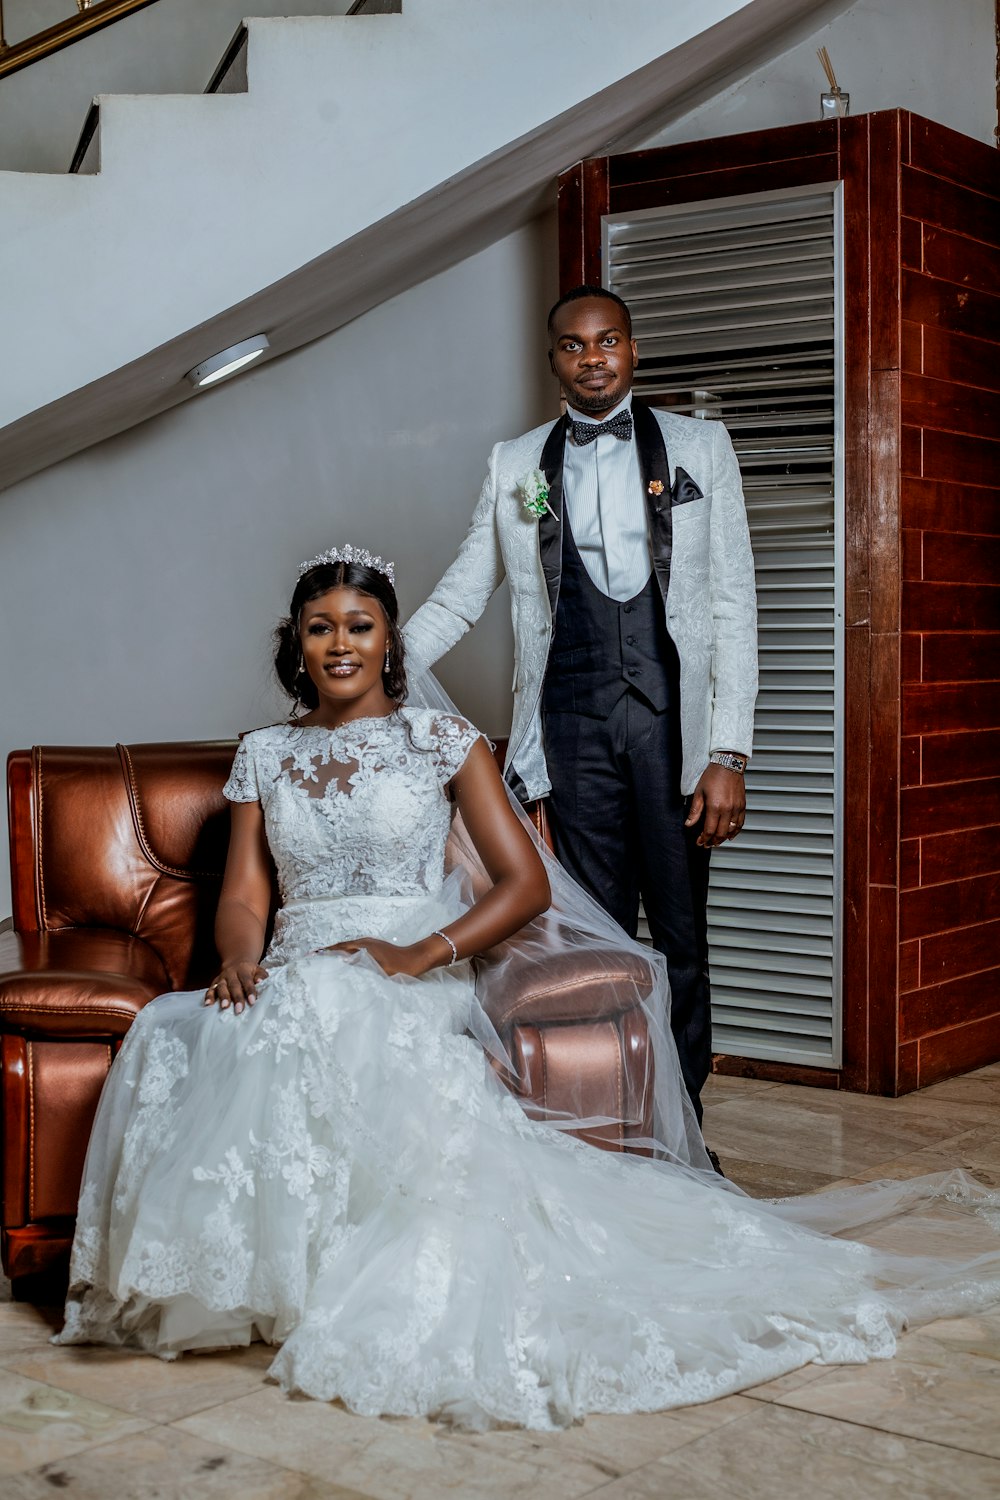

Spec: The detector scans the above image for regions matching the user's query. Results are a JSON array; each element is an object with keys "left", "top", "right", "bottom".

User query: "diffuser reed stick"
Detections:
[{"left": 817, "top": 46, "right": 839, "bottom": 92}]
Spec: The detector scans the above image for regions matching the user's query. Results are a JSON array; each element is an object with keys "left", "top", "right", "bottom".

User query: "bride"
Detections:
[{"left": 56, "top": 544, "right": 1000, "bottom": 1431}]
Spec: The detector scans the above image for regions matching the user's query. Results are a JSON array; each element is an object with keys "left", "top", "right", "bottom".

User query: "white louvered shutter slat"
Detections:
[{"left": 606, "top": 185, "right": 843, "bottom": 1066}]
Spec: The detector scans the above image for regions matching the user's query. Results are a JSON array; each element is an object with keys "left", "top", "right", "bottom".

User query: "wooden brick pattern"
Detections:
[{"left": 897, "top": 128, "right": 1000, "bottom": 1090}]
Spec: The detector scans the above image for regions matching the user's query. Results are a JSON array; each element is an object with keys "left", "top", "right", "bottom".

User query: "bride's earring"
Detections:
[{"left": 384, "top": 648, "right": 390, "bottom": 674}]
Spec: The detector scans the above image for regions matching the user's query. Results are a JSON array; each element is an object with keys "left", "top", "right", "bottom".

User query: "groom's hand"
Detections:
[{"left": 686, "top": 765, "right": 746, "bottom": 848}]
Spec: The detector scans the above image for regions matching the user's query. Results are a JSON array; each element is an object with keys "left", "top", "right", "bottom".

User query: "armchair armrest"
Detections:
[
  {"left": 476, "top": 940, "right": 655, "bottom": 1033},
  {"left": 0, "top": 928, "right": 169, "bottom": 1038}
]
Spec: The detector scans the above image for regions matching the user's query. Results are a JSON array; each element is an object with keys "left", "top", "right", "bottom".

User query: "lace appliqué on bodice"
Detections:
[{"left": 223, "top": 709, "right": 482, "bottom": 907}]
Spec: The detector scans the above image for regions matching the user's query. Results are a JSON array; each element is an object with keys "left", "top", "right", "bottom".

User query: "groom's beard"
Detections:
[{"left": 568, "top": 385, "right": 631, "bottom": 415}]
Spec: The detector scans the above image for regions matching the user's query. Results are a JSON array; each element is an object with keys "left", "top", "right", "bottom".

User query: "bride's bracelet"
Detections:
[{"left": 431, "top": 929, "right": 459, "bottom": 967}]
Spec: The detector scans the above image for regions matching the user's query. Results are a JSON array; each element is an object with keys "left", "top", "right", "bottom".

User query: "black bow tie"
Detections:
[{"left": 568, "top": 410, "right": 633, "bottom": 446}]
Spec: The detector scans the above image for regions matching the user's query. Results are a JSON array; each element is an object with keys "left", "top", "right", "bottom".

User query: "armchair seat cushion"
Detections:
[{"left": 0, "top": 928, "right": 169, "bottom": 1037}]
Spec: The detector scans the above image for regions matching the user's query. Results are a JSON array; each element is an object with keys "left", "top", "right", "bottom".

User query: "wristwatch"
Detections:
[{"left": 709, "top": 751, "right": 747, "bottom": 775}]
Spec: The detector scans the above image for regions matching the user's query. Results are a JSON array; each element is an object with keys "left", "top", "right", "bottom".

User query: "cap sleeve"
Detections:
[
  {"left": 428, "top": 713, "right": 484, "bottom": 786},
  {"left": 223, "top": 736, "right": 259, "bottom": 804}
]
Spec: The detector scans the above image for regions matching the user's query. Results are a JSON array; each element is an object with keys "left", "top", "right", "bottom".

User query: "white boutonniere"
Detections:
[{"left": 517, "top": 468, "right": 555, "bottom": 519}]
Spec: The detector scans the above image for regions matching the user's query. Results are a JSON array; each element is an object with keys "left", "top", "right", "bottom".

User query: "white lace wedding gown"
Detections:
[{"left": 57, "top": 708, "right": 1000, "bottom": 1430}]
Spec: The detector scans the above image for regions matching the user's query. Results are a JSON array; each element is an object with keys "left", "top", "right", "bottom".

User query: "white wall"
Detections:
[
  {"left": 0, "top": 211, "right": 558, "bottom": 919},
  {"left": 0, "top": 0, "right": 351, "bottom": 174},
  {"left": 640, "top": 0, "right": 997, "bottom": 149}
]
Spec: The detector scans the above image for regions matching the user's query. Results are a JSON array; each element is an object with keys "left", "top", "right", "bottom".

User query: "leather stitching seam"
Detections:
[
  {"left": 538, "top": 1029, "right": 549, "bottom": 1109},
  {"left": 0, "top": 1002, "right": 142, "bottom": 1017},
  {"left": 492, "top": 971, "right": 641, "bottom": 1028},
  {"left": 27, "top": 1041, "right": 35, "bottom": 1222},
  {"left": 614, "top": 1020, "right": 624, "bottom": 1146},
  {"left": 34, "top": 749, "right": 48, "bottom": 930}
]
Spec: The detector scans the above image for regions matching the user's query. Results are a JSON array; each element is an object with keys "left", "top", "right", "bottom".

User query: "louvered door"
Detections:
[{"left": 604, "top": 185, "right": 844, "bottom": 1066}]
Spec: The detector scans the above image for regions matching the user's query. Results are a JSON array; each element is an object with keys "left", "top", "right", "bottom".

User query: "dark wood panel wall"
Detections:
[
  {"left": 558, "top": 111, "right": 1000, "bottom": 1096},
  {"left": 896, "top": 116, "right": 1000, "bottom": 1089}
]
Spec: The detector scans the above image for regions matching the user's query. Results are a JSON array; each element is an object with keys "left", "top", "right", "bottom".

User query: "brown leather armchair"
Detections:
[{"left": 2, "top": 740, "right": 654, "bottom": 1288}]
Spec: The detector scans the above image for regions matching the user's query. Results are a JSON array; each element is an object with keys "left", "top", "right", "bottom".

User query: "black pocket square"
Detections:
[{"left": 671, "top": 466, "right": 704, "bottom": 506}]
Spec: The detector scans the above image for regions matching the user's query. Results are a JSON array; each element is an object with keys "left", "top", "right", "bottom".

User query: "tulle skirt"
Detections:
[{"left": 56, "top": 890, "right": 1000, "bottom": 1431}]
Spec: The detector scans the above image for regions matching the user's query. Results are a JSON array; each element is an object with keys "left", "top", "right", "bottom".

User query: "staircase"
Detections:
[{"left": 0, "top": 0, "right": 852, "bottom": 491}]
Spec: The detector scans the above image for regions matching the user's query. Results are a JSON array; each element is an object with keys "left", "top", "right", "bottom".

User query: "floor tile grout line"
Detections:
[
  {"left": 1, "top": 1417, "right": 342, "bottom": 1492},
  {"left": 0, "top": 1414, "right": 164, "bottom": 1481},
  {"left": 163, "top": 1412, "right": 333, "bottom": 1471},
  {"left": 570, "top": 1410, "right": 766, "bottom": 1498},
  {"left": 748, "top": 1395, "right": 1000, "bottom": 1462},
  {"left": 0, "top": 1363, "right": 275, "bottom": 1429},
  {"left": 574, "top": 1408, "right": 1000, "bottom": 1500}
]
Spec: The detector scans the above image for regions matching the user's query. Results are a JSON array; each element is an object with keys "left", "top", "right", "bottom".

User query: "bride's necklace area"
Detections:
[{"left": 289, "top": 706, "right": 400, "bottom": 733}]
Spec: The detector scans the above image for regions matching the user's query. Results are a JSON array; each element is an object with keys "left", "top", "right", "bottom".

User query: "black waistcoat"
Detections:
[{"left": 542, "top": 507, "right": 679, "bottom": 720}]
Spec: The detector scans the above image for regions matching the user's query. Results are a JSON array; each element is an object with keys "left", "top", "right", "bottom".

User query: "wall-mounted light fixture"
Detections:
[{"left": 186, "top": 334, "right": 270, "bottom": 389}]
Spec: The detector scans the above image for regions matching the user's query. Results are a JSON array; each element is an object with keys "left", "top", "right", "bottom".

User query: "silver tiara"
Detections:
[{"left": 297, "top": 544, "right": 395, "bottom": 585}]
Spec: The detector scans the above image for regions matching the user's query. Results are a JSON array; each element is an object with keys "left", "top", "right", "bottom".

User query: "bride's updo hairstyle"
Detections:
[{"left": 274, "top": 559, "right": 407, "bottom": 709}]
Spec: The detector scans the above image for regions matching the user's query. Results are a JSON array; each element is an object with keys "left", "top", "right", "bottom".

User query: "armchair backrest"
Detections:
[{"left": 7, "top": 743, "right": 236, "bottom": 990}]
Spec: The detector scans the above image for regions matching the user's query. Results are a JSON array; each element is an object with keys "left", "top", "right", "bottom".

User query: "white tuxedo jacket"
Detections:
[{"left": 403, "top": 405, "right": 758, "bottom": 800}]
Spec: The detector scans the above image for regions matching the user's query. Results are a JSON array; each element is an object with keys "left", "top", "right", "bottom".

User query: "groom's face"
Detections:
[{"left": 548, "top": 297, "right": 638, "bottom": 415}]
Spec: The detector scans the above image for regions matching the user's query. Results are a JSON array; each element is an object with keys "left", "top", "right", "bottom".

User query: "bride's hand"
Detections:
[
  {"left": 204, "top": 961, "right": 269, "bottom": 1015},
  {"left": 318, "top": 938, "right": 433, "bottom": 979}
]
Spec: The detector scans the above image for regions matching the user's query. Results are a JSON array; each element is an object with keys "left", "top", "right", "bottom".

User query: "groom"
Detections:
[{"left": 403, "top": 285, "right": 757, "bottom": 1124}]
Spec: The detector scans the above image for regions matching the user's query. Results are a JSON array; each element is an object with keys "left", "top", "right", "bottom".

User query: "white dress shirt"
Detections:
[{"left": 563, "top": 392, "right": 653, "bottom": 602}]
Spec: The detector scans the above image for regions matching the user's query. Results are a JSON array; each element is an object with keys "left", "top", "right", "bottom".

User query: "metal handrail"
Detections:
[{"left": 0, "top": 0, "right": 162, "bottom": 81}]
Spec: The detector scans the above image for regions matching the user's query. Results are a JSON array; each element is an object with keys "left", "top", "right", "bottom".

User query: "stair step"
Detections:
[
  {"left": 70, "top": 102, "right": 101, "bottom": 175},
  {"left": 205, "top": 23, "right": 249, "bottom": 97},
  {"left": 71, "top": 17, "right": 250, "bottom": 176}
]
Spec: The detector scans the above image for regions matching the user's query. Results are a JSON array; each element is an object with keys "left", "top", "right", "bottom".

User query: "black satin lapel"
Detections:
[
  {"left": 633, "top": 398, "right": 672, "bottom": 603},
  {"left": 537, "top": 417, "right": 566, "bottom": 620}
]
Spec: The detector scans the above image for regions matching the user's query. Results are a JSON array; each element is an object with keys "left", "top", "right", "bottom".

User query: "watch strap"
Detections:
[{"left": 709, "top": 751, "right": 747, "bottom": 774}]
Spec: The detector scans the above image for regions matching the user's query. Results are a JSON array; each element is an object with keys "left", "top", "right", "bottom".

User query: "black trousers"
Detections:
[{"left": 543, "top": 691, "right": 712, "bottom": 1123}]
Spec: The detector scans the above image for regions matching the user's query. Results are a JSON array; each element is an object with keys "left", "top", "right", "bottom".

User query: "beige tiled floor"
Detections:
[{"left": 2, "top": 1064, "right": 999, "bottom": 1499}]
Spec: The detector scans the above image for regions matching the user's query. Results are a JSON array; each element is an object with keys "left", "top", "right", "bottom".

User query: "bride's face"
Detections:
[{"left": 299, "top": 586, "right": 391, "bottom": 717}]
